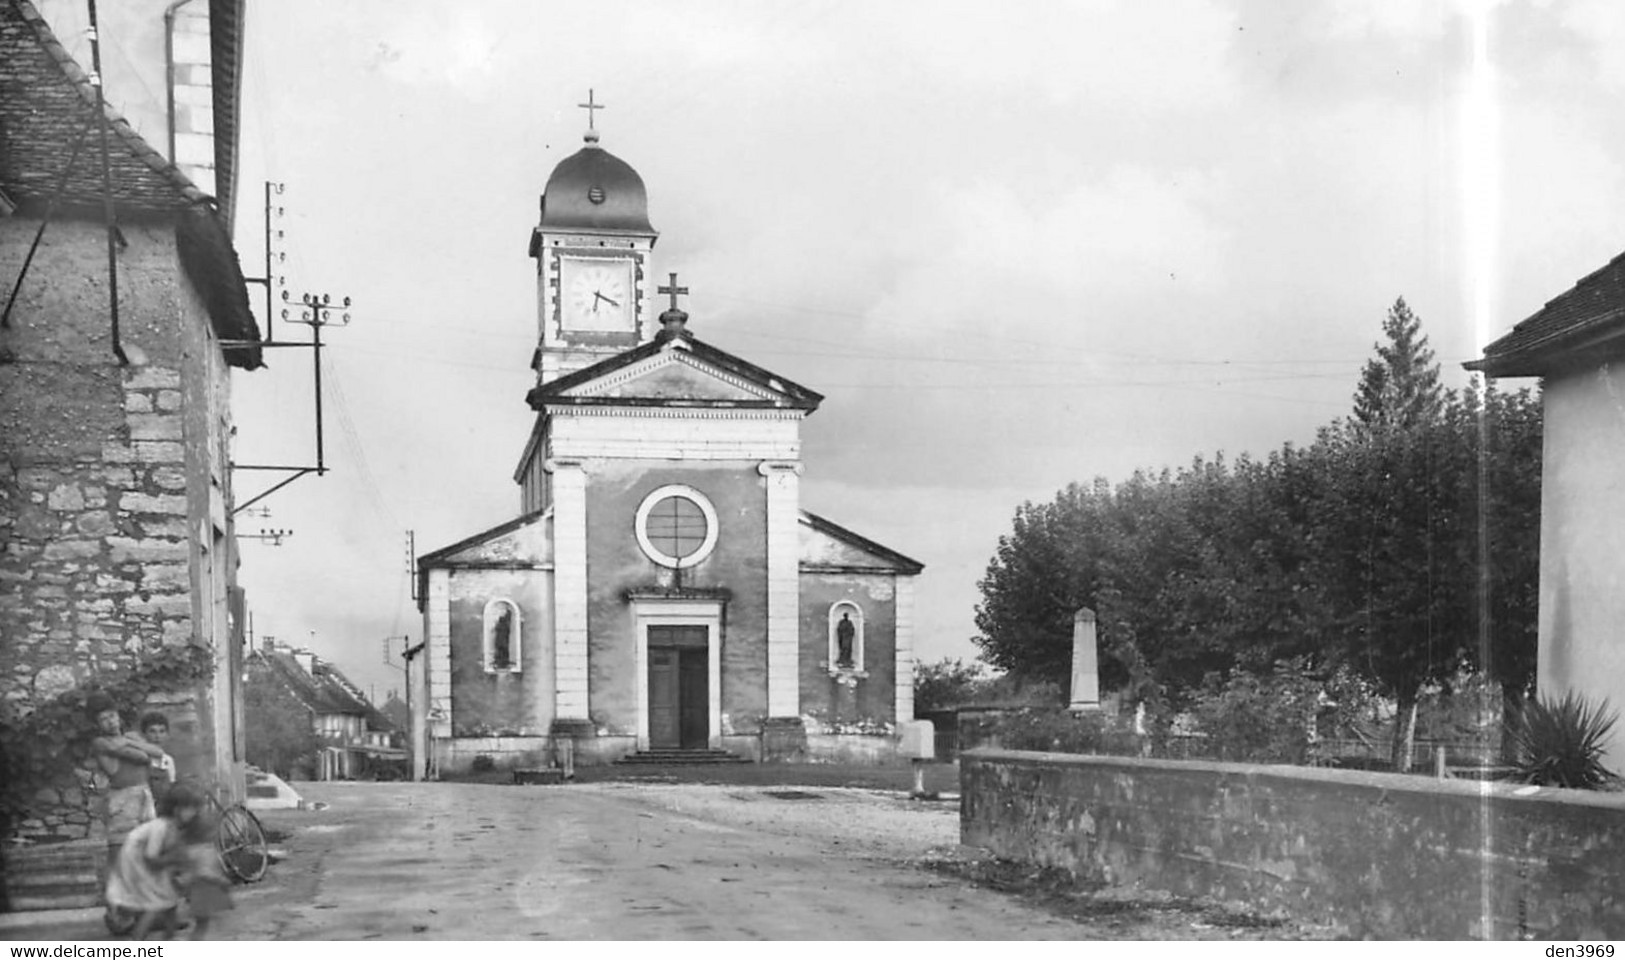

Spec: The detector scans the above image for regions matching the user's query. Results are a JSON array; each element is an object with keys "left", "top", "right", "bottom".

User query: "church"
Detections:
[{"left": 411, "top": 111, "right": 923, "bottom": 775}]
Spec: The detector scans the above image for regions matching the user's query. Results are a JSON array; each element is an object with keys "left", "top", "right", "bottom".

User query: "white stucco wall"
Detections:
[{"left": 1537, "top": 363, "right": 1625, "bottom": 772}]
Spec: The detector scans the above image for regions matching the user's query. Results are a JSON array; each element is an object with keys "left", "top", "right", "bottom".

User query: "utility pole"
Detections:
[
  {"left": 239, "top": 528, "right": 293, "bottom": 546},
  {"left": 401, "top": 636, "right": 426, "bottom": 781},
  {"left": 229, "top": 184, "right": 354, "bottom": 516},
  {"left": 406, "top": 531, "right": 417, "bottom": 601}
]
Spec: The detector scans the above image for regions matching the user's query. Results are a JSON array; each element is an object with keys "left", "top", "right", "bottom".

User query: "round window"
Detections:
[{"left": 635, "top": 486, "right": 719, "bottom": 568}]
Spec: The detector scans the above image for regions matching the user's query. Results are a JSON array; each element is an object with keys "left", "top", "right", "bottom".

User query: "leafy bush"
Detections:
[
  {"left": 1183, "top": 659, "right": 1326, "bottom": 764},
  {"left": 972, "top": 707, "right": 1145, "bottom": 756},
  {"left": 0, "top": 644, "right": 215, "bottom": 835},
  {"left": 1508, "top": 692, "right": 1619, "bottom": 789},
  {"left": 244, "top": 678, "right": 319, "bottom": 780},
  {"left": 914, "top": 658, "right": 988, "bottom": 713}
]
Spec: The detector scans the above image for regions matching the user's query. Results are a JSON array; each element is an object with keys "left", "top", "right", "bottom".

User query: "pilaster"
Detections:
[
  {"left": 759, "top": 460, "right": 802, "bottom": 717},
  {"left": 427, "top": 569, "right": 452, "bottom": 738},
  {"left": 894, "top": 575, "right": 915, "bottom": 724},
  {"left": 549, "top": 458, "right": 590, "bottom": 720}
]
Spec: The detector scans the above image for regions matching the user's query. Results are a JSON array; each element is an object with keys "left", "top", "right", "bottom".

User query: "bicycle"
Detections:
[
  {"left": 103, "top": 781, "right": 270, "bottom": 935},
  {"left": 205, "top": 784, "right": 270, "bottom": 884}
]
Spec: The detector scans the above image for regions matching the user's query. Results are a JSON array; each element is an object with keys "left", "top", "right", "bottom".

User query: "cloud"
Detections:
[{"left": 1556, "top": 0, "right": 1625, "bottom": 87}]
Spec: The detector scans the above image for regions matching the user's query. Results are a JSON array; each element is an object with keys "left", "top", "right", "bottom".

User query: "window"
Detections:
[
  {"left": 828, "top": 602, "right": 865, "bottom": 672},
  {"left": 483, "top": 599, "right": 521, "bottom": 673},
  {"left": 635, "top": 485, "right": 719, "bottom": 568}
]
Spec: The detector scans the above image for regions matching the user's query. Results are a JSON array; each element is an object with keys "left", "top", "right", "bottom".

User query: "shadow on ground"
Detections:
[
  {"left": 440, "top": 760, "right": 963, "bottom": 796},
  {"left": 917, "top": 855, "right": 1340, "bottom": 940}
]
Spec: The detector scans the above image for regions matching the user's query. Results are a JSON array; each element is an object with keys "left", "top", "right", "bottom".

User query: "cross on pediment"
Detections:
[
  {"left": 658, "top": 273, "right": 689, "bottom": 312},
  {"left": 578, "top": 89, "right": 605, "bottom": 130}
]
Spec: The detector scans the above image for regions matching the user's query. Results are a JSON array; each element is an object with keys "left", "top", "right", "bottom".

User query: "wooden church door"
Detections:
[{"left": 648, "top": 626, "right": 709, "bottom": 749}]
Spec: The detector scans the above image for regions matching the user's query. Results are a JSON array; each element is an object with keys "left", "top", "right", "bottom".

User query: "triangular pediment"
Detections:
[
  {"left": 419, "top": 511, "right": 552, "bottom": 568},
  {"left": 799, "top": 511, "right": 924, "bottom": 574},
  {"left": 561, "top": 349, "right": 779, "bottom": 403},
  {"left": 527, "top": 331, "right": 823, "bottom": 412}
]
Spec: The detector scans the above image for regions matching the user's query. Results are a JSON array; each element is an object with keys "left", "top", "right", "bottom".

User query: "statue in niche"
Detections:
[
  {"left": 836, "top": 611, "right": 855, "bottom": 667},
  {"left": 492, "top": 604, "right": 514, "bottom": 670}
]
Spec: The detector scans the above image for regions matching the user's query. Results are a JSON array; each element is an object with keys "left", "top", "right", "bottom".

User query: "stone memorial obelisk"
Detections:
[{"left": 1068, "top": 607, "right": 1101, "bottom": 713}]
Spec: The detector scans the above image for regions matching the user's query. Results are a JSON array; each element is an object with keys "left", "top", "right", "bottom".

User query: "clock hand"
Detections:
[{"left": 594, "top": 291, "right": 621, "bottom": 308}]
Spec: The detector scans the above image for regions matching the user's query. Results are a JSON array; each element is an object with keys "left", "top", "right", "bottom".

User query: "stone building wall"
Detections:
[{"left": 0, "top": 216, "right": 235, "bottom": 841}]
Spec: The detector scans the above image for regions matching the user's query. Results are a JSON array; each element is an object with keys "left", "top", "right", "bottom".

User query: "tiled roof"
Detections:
[
  {"left": 256, "top": 650, "right": 367, "bottom": 717},
  {"left": 1468, "top": 249, "right": 1625, "bottom": 377},
  {"left": 1, "top": 0, "right": 263, "bottom": 368},
  {"left": 317, "top": 661, "right": 397, "bottom": 733},
  {"left": 1, "top": 0, "right": 207, "bottom": 212}
]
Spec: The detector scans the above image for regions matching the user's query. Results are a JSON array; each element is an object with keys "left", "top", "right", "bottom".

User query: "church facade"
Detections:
[{"left": 412, "top": 123, "right": 922, "bottom": 774}]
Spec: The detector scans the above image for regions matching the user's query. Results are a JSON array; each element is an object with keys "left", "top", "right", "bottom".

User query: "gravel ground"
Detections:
[
  {"left": 577, "top": 782, "right": 963, "bottom": 862},
  {"left": 564, "top": 780, "right": 1335, "bottom": 939}
]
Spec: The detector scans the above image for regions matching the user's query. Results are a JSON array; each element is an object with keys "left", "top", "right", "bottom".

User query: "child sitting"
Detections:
[{"left": 104, "top": 782, "right": 208, "bottom": 940}]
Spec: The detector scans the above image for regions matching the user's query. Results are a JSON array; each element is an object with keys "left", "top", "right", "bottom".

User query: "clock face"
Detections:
[{"left": 559, "top": 258, "right": 634, "bottom": 333}]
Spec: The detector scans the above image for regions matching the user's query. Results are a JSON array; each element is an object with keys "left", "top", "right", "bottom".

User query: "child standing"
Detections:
[
  {"left": 87, "top": 696, "right": 166, "bottom": 850},
  {"left": 104, "top": 782, "right": 206, "bottom": 940},
  {"left": 136, "top": 712, "right": 177, "bottom": 806}
]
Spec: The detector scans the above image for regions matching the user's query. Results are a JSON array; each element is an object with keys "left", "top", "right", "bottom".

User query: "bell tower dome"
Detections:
[{"left": 527, "top": 93, "right": 659, "bottom": 384}]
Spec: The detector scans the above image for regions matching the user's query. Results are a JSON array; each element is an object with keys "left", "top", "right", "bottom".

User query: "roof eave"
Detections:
[{"left": 1467, "top": 323, "right": 1625, "bottom": 379}]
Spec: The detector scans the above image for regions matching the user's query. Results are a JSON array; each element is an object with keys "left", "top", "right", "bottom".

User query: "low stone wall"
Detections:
[{"left": 961, "top": 749, "right": 1625, "bottom": 939}]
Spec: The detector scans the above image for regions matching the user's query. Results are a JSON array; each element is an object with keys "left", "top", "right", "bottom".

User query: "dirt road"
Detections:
[{"left": 220, "top": 780, "right": 1080, "bottom": 940}]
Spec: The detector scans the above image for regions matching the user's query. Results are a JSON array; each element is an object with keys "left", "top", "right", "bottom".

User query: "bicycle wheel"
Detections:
[{"left": 216, "top": 804, "right": 270, "bottom": 883}]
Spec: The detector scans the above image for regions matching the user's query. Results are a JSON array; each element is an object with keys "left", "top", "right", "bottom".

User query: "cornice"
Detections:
[{"left": 544, "top": 404, "right": 805, "bottom": 421}]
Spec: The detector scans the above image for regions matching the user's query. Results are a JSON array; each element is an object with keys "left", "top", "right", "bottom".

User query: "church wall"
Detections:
[
  {"left": 445, "top": 567, "right": 555, "bottom": 741},
  {"left": 797, "top": 573, "right": 899, "bottom": 739},
  {"left": 582, "top": 459, "right": 770, "bottom": 738}
]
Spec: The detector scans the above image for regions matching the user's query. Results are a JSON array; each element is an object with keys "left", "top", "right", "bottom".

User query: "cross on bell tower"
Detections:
[
  {"left": 658, "top": 273, "right": 688, "bottom": 311},
  {"left": 578, "top": 89, "right": 605, "bottom": 131},
  {"left": 657, "top": 272, "right": 690, "bottom": 337}
]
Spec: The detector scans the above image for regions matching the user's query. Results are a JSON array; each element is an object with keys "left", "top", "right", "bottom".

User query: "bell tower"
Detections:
[{"left": 527, "top": 91, "right": 659, "bottom": 384}]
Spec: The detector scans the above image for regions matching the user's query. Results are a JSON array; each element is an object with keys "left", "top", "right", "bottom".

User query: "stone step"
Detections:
[
  {"left": 6, "top": 869, "right": 100, "bottom": 890},
  {"left": 613, "top": 749, "right": 751, "bottom": 765},
  {"left": 5, "top": 892, "right": 102, "bottom": 912},
  {"left": 1, "top": 840, "right": 106, "bottom": 914}
]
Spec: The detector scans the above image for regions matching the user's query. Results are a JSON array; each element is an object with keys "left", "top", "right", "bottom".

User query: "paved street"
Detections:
[{"left": 207, "top": 781, "right": 1078, "bottom": 940}]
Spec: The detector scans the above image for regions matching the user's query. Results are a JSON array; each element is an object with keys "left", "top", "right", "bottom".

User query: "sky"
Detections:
[{"left": 200, "top": 0, "right": 1625, "bottom": 704}]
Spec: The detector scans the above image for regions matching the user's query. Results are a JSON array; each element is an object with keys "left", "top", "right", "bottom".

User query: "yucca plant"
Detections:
[{"left": 1508, "top": 692, "right": 1620, "bottom": 789}]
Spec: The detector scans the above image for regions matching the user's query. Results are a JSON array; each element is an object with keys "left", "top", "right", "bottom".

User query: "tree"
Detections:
[
  {"left": 1352, "top": 297, "right": 1443, "bottom": 434},
  {"left": 1309, "top": 410, "right": 1473, "bottom": 770},
  {"left": 973, "top": 481, "right": 1120, "bottom": 689},
  {"left": 913, "top": 658, "right": 987, "bottom": 714},
  {"left": 1462, "top": 380, "right": 1543, "bottom": 755},
  {"left": 971, "top": 297, "right": 1541, "bottom": 773},
  {"left": 1316, "top": 298, "right": 1471, "bottom": 770},
  {"left": 244, "top": 674, "right": 319, "bottom": 780}
]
